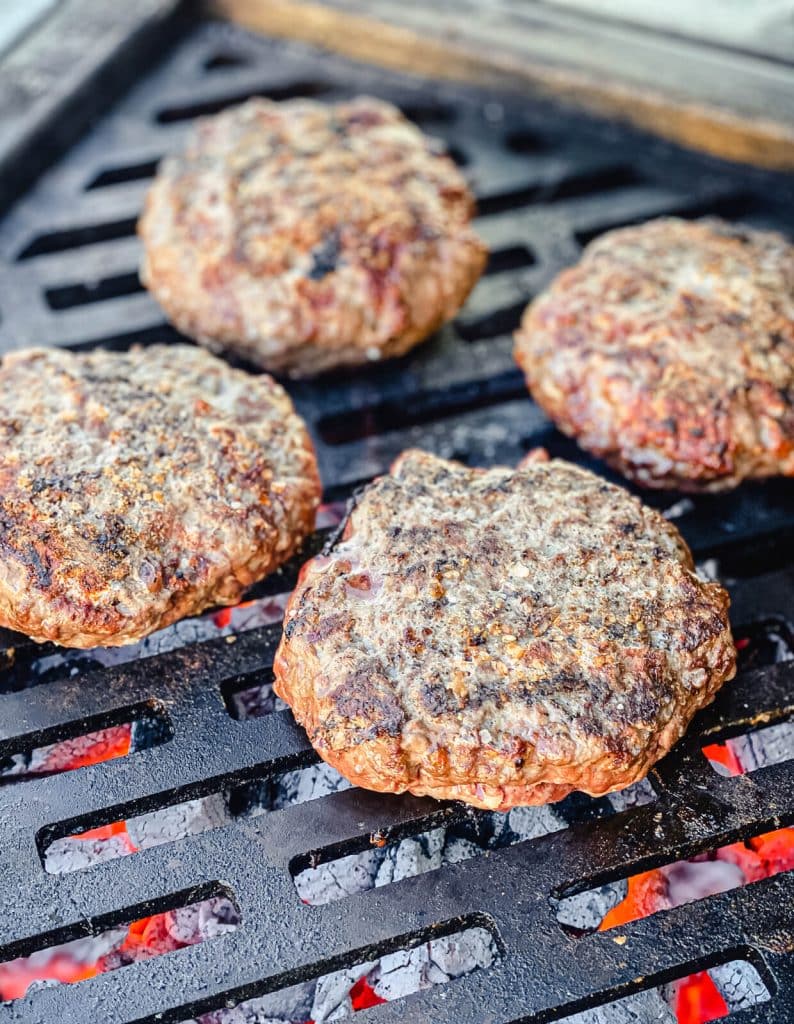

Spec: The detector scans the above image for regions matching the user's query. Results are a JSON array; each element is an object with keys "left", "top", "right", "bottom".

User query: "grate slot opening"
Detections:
[
  {"left": 44, "top": 271, "right": 143, "bottom": 311},
  {"left": 0, "top": 605, "right": 283, "bottom": 696},
  {"left": 37, "top": 754, "right": 354, "bottom": 874},
  {"left": 203, "top": 51, "right": 251, "bottom": 71},
  {"left": 291, "top": 783, "right": 652, "bottom": 907},
  {"left": 134, "top": 915, "right": 501, "bottom": 1024},
  {"left": 733, "top": 619, "right": 794, "bottom": 674},
  {"left": 0, "top": 884, "right": 238, "bottom": 1004},
  {"left": 505, "top": 129, "right": 548, "bottom": 154},
  {"left": 553, "top": 819, "right": 794, "bottom": 938},
  {"left": 511, "top": 954, "right": 771, "bottom": 1024},
  {"left": 446, "top": 143, "right": 469, "bottom": 167},
  {"left": 221, "top": 667, "right": 281, "bottom": 720},
  {"left": 484, "top": 244, "right": 536, "bottom": 275},
  {"left": 63, "top": 323, "right": 189, "bottom": 354},
  {"left": 456, "top": 300, "right": 528, "bottom": 342},
  {"left": 86, "top": 159, "right": 161, "bottom": 190},
  {"left": 0, "top": 701, "right": 172, "bottom": 784},
  {"left": 399, "top": 101, "right": 456, "bottom": 124},
  {"left": 155, "top": 81, "right": 333, "bottom": 122},
  {"left": 477, "top": 164, "right": 639, "bottom": 217},
  {"left": 703, "top": 716, "right": 794, "bottom": 778},
  {"left": 574, "top": 192, "right": 755, "bottom": 248},
  {"left": 315, "top": 371, "right": 527, "bottom": 445},
  {"left": 16, "top": 218, "right": 139, "bottom": 260}
]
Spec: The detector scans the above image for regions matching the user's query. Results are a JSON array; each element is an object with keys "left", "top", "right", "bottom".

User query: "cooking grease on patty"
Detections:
[
  {"left": 0, "top": 345, "right": 320, "bottom": 648},
  {"left": 139, "top": 96, "right": 487, "bottom": 377},
  {"left": 274, "top": 449, "right": 735, "bottom": 810},
  {"left": 515, "top": 218, "right": 794, "bottom": 491}
]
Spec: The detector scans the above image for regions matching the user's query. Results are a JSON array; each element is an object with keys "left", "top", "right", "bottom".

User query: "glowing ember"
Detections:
[
  {"left": 598, "top": 826, "right": 794, "bottom": 935},
  {"left": 349, "top": 976, "right": 387, "bottom": 1011},
  {"left": 673, "top": 972, "right": 728, "bottom": 1024},
  {"left": 0, "top": 896, "right": 238, "bottom": 1003},
  {"left": 703, "top": 719, "right": 794, "bottom": 778},
  {"left": 0, "top": 725, "right": 132, "bottom": 782},
  {"left": 557, "top": 823, "right": 794, "bottom": 1022}
]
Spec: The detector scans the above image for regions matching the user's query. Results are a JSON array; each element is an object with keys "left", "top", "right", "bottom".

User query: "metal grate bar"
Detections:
[{"left": 0, "top": 15, "right": 793, "bottom": 1024}]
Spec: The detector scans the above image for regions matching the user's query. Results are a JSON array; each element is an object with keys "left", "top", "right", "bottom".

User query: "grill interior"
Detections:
[{"left": 1, "top": 14, "right": 794, "bottom": 1024}]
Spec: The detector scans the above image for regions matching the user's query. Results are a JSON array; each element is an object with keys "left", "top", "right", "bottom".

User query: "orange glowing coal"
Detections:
[
  {"left": 0, "top": 732, "right": 143, "bottom": 1003},
  {"left": 599, "top": 824, "right": 794, "bottom": 1022},
  {"left": 674, "top": 972, "right": 728, "bottom": 1024},
  {"left": 37, "top": 724, "right": 133, "bottom": 775},
  {"left": 0, "top": 905, "right": 198, "bottom": 1002}
]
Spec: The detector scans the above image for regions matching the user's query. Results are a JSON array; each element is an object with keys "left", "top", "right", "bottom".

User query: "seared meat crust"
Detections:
[
  {"left": 514, "top": 218, "right": 794, "bottom": 491},
  {"left": 0, "top": 345, "right": 320, "bottom": 647},
  {"left": 139, "top": 96, "right": 487, "bottom": 377},
  {"left": 274, "top": 450, "right": 735, "bottom": 809}
]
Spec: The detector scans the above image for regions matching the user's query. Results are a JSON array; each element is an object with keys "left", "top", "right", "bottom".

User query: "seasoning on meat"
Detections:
[
  {"left": 274, "top": 449, "right": 735, "bottom": 809},
  {"left": 514, "top": 218, "right": 794, "bottom": 491},
  {"left": 0, "top": 345, "right": 320, "bottom": 647},
  {"left": 139, "top": 96, "right": 487, "bottom": 377}
]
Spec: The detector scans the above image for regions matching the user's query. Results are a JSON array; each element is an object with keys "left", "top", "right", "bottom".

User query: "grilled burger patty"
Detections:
[
  {"left": 274, "top": 449, "right": 735, "bottom": 809},
  {"left": 514, "top": 218, "right": 794, "bottom": 491},
  {"left": 139, "top": 96, "right": 487, "bottom": 377},
  {"left": 0, "top": 345, "right": 320, "bottom": 648}
]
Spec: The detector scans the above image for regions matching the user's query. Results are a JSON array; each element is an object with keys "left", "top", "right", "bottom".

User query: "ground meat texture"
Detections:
[
  {"left": 0, "top": 345, "right": 320, "bottom": 648},
  {"left": 274, "top": 449, "right": 735, "bottom": 810},
  {"left": 514, "top": 218, "right": 794, "bottom": 491},
  {"left": 139, "top": 96, "right": 488, "bottom": 377}
]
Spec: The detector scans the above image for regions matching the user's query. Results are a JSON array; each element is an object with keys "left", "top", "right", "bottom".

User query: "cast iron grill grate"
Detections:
[{"left": 1, "top": 15, "right": 794, "bottom": 1024}]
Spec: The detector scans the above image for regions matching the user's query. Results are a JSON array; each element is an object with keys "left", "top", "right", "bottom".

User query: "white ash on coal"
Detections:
[
  {"left": 294, "top": 781, "right": 654, "bottom": 906},
  {"left": 0, "top": 896, "right": 239, "bottom": 1003},
  {"left": 553, "top": 880, "right": 629, "bottom": 935},
  {"left": 706, "top": 960, "right": 770, "bottom": 1014},
  {"left": 554, "top": 822, "right": 794, "bottom": 938},
  {"left": 704, "top": 716, "right": 794, "bottom": 778},
  {"left": 182, "top": 925, "right": 498, "bottom": 1024},
  {"left": 44, "top": 761, "right": 351, "bottom": 874},
  {"left": 227, "top": 677, "right": 286, "bottom": 719},
  {"left": 722, "top": 720, "right": 794, "bottom": 775},
  {"left": 551, "top": 959, "right": 769, "bottom": 1023}
]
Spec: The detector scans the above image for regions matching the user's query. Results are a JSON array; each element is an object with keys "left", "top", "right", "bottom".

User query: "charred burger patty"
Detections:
[
  {"left": 274, "top": 449, "right": 735, "bottom": 810},
  {"left": 514, "top": 218, "right": 794, "bottom": 491},
  {"left": 139, "top": 96, "right": 487, "bottom": 377},
  {"left": 0, "top": 345, "right": 320, "bottom": 647}
]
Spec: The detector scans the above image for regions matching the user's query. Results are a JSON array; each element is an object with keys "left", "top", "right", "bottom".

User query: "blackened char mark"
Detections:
[{"left": 308, "top": 229, "right": 342, "bottom": 280}]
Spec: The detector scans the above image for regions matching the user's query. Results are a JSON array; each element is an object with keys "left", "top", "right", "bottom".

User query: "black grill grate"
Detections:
[{"left": 1, "top": 15, "right": 794, "bottom": 1024}]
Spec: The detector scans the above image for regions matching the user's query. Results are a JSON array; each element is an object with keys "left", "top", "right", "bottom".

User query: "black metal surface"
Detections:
[{"left": 1, "top": 14, "right": 794, "bottom": 1024}]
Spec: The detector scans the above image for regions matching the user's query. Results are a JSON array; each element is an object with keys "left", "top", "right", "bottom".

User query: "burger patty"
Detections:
[
  {"left": 139, "top": 96, "right": 488, "bottom": 377},
  {"left": 514, "top": 218, "right": 794, "bottom": 491},
  {"left": 274, "top": 449, "right": 735, "bottom": 810},
  {"left": 0, "top": 345, "right": 320, "bottom": 648}
]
